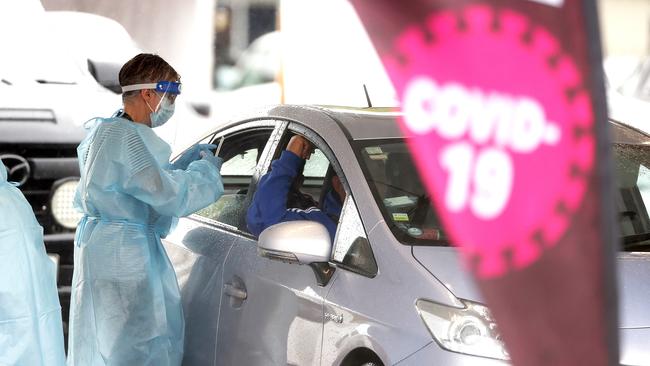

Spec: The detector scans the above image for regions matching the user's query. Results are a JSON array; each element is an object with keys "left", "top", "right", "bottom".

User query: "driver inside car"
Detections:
[{"left": 246, "top": 135, "right": 345, "bottom": 241}]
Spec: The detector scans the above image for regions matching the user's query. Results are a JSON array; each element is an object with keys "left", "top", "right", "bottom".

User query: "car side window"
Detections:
[
  {"left": 194, "top": 128, "right": 274, "bottom": 231},
  {"left": 303, "top": 149, "right": 329, "bottom": 178},
  {"left": 278, "top": 124, "right": 376, "bottom": 275},
  {"left": 332, "top": 196, "right": 378, "bottom": 277},
  {"left": 220, "top": 148, "right": 259, "bottom": 176},
  {"left": 198, "top": 133, "right": 216, "bottom": 145}
]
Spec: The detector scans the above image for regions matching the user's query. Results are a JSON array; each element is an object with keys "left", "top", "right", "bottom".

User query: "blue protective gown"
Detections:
[
  {"left": 0, "top": 161, "right": 66, "bottom": 366},
  {"left": 67, "top": 116, "right": 223, "bottom": 366}
]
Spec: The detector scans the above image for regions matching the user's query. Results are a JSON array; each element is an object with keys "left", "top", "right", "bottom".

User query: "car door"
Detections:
[
  {"left": 162, "top": 120, "right": 279, "bottom": 365},
  {"left": 215, "top": 123, "right": 338, "bottom": 366},
  {"left": 320, "top": 196, "right": 382, "bottom": 366}
]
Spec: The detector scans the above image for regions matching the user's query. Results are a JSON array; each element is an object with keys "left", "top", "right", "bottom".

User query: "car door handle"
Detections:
[{"left": 224, "top": 282, "right": 247, "bottom": 300}]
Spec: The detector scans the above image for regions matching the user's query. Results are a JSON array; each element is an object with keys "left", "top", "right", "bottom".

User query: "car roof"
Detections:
[
  {"left": 315, "top": 106, "right": 404, "bottom": 140},
  {"left": 609, "top": 118, "right": 650, "bottom": 145},
  {"left": 313, "top": 105, "right": 650, "bottom": 145}
]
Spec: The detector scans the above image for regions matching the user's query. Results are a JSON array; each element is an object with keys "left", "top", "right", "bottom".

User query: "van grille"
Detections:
[{"left": 0, "top": 144, "right": 79, "bottom": 233}]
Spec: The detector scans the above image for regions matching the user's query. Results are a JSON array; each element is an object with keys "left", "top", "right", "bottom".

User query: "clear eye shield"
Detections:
[{"left": 121, "top": 81, "right": 182, "bottom": 101}]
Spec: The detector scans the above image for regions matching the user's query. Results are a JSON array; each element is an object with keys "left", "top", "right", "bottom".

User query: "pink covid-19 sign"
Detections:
[{"left": 385, "top": 5, "right": 595, "bottom": 278}]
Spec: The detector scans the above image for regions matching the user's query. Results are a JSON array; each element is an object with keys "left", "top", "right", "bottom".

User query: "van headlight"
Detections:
[
  {"left": 416, "top": 299, "right": 509, "bottom": 360},
  {"left": 51, "top": 178, "right": 83, "bottom": 229}
]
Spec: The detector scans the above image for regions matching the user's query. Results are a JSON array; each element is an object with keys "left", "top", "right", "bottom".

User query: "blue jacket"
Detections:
[{"left": 247, "top": 150, "right": 342, "bottom": 240}]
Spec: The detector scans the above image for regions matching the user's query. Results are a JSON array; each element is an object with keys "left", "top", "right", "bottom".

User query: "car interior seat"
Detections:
[{"left": 319, "top": 165, "right": 335, "bottom": 208}]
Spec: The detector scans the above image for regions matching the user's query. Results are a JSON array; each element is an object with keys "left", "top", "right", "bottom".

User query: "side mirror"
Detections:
[
  {"left": 87, "top": 59, "right": 122, "bottom": 94},
  {"left": 189, "top": 102, "right": 211, "bottom": 117},
  {"left": 258, "top": 221, "right": 332, "bottom": 265}
]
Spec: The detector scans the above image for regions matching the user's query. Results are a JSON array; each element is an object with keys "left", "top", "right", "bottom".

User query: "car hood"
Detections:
[
  {"left": 413, "top": 246, "right": 650, "bottom": 328},
  {"left": 0, "top": 81, "right": 121, "bottom": 144}
]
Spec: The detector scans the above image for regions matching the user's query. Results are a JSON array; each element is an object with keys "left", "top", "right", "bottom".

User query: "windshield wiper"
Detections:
[
  {"left": 622, "top": 233, "right": 650, "bottom": 249},
  {"left": 35, "top": 79, "right": 76, "bottom": 85},
  {"left": 369, "top": 179, "right": 421, "bottom": 197}
]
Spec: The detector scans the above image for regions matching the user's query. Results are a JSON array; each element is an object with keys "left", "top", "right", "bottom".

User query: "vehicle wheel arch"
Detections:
[{"left": 339, "top": 347, "right": 384, "bottom": 366}]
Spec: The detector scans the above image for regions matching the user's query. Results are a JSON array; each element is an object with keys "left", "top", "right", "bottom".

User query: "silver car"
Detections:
[{"left": 162, "top": 105, "right": 650, "bottom": 365}]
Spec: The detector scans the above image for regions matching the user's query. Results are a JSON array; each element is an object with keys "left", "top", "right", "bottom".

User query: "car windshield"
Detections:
[
  {"left": 357, "top": 139, "right": 650, "bottom": 250},
  {"left": 357, "top": 139, "right": 449, "bottom": 246}
]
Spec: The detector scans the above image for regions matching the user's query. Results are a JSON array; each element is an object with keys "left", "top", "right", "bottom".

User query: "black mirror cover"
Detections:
[{"left": 87, "top": 59, "right": 121, "bottom": 94}]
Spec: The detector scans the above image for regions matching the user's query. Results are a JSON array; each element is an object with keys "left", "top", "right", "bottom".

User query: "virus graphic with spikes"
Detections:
[{"left": 386, "top": 5, "right": 594, "bottom": 278}]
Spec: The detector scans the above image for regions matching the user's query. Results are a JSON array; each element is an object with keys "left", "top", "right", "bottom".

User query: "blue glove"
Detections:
[
  {"left": 200, "top": 150, "right": 223, "bottom": 171},
  {"left": 171, "top": 144, "right": 216, "bottom": 170}
]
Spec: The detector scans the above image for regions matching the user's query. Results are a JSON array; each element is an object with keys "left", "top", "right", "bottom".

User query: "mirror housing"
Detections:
[
  {"left": 190, "top": 102, "right": 211, "bottom": 117},
  {"left": 87, "top": 59, "right": 122, "bottom": 94},
  {"left": 258, "top": 221, "right": 332, "bottom": 265}
]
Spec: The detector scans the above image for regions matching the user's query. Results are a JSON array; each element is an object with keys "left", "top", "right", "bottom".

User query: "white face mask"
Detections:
[{"left": 146, "top": 93, "right": 175, "bottom": 128}]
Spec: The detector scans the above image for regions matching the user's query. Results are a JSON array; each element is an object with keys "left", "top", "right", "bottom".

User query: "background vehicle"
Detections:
[
  {"left": 215, "top": 30, "right": 281, "bottom": 91},
  {"left": 44, "top": 10, "right": 141, "bottom": 94},
  {"left": 1, "top": 4, "right": 237, "bottom": 343},
  {"left": 209, "top": 31, "right": 282, "bottom": 135},
  {"left": 0, "top": 4, "right": 126, "bottom": 342},
  {"left": 162, "top": 105, "right": 650, "bottom": 365},
  {"left": 44, "top": 10, "right": 217, "bottom": 154}
]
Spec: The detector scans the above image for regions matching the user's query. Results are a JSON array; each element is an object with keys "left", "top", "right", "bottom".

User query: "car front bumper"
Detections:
[{"left": 620, "top": 327, "right": 650, "bottom": 366}]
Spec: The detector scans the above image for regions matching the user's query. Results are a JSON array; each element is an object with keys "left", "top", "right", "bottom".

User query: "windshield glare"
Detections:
[
  {"left": 0, "top": 16, "right": 85, "bottom": 84},
  {"left": 358, "top": 139, "right": 650, "bottom": 249}
]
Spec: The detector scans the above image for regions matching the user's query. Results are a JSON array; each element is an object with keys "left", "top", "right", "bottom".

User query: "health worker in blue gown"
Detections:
[
  {"left": 67, "top": 53, "right": 224, "bottom": 366},
  {"left": 0, "top": 159, "right": 66, "bottom": 366}
]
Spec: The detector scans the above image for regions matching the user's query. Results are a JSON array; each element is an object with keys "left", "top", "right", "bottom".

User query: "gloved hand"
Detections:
[
  {"left": 200, "top": 150, "right": 223, "bottom": 171},
  {"left": 171, "top": 144, "right": 216, "bottom": 170}
]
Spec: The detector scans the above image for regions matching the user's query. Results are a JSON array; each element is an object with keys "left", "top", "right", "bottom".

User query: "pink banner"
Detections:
[{"left": 351, "top": 0, "right": 618, "bottom": 364}]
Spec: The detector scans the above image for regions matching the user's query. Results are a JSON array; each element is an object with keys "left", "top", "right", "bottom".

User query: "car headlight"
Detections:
[
  {"left": 51, "top": 179, "right": 83, "bottom": 229},
  {"left": 416, "top": 298, "right": 509, "bottom": 361}
]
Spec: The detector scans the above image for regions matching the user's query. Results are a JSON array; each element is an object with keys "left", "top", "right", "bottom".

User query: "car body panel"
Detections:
[
  {"left": 412, "top": 246, "right": 650, "bottom": 327},
  {"left": 411, "top": 246, "right": 481, "bottom": 303},
  {"left": 616, "top": 253, "right": 650, "bottom": 329},
  {"left": 322, "top": 107, "right": 404, "bottom": 140},
  {"left": 162, "top": 218, "right": 236, "bottom": 365},
  {"left": 619, "top": 327, "right": 650, "bottom": 366},
  {"left": 216, "top": 235, "right": 330, "bottom": 365},
  {"left": 322, "top": 211, "right": 466, "bottom": 365}
]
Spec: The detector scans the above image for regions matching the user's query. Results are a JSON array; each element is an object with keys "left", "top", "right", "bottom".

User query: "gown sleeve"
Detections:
[{"left": 119, "top": 128, "right": 224, "bottom": 218}]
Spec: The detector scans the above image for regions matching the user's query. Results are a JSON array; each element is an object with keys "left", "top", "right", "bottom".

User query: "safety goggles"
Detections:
[{"left": 121, "top": 81, "right": 182, "bottom": 101}]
